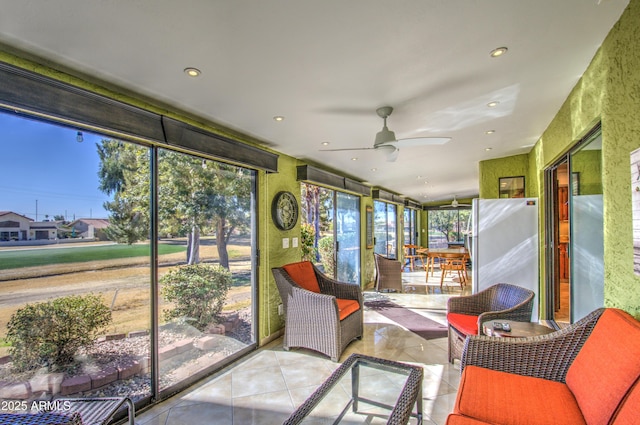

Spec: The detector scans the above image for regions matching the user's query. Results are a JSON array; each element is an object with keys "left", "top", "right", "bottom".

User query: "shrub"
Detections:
[
  {"left": 318, "top": 235, "right": 335, "bottom": 276},
  {"left": 6, "top": 294, "right": 112, "bottom": 372},
  {"left": 300, "top": 223, "right": 317, "bottom": 261},
  {"left": 160, "top": 264, "right": 231, "bottom": 331}
]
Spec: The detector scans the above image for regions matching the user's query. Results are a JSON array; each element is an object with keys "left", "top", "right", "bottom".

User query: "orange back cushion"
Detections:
[
  {"left": 611, "top": 379, "right": 640, "bottom": 425},
  {"left": 282, "top": 261, "right": 321, "bottom": 293},
  {"left": 566, "top": 309, "right": 640, "bottom": 425}
]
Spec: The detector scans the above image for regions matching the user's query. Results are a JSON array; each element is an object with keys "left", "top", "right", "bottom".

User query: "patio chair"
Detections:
[
  {"left": 374, "top": 253, "right": 403, "bottom": 293},
  {"left": 446, "top": 283, "right": 535, "bottom": 363},
  {"left": 272, "top": 261, "right": 363, "bottom": 361}
]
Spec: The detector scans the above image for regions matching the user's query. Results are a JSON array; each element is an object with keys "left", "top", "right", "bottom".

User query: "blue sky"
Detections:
[{"left": 0, "top": 110, "right": 112, "bottom": 221}]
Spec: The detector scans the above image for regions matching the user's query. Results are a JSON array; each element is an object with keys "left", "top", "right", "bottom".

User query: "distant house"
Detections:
[
  {"left": 0, "top": 211, "right": 32, "bottom": 241},
  {"left": 1, "top": 212, "right": 111, "bottom": 242},
  {"left": 69, "top": 218, "right": 110, "bottom": 240},
  {"left": 29, "top": 220, "right": 61, "bottom": 240}
]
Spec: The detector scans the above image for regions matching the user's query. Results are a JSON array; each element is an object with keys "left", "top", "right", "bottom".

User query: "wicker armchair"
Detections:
[
  {"left": 460, "top": 308, "right": 604, "bottom": 380},
  {"left": 272, "top": 261, "right": 363, "bottom": 362},
  {"left": 447, "top": 283, "right": 535, "bottom": 363},
  {"left": 374, "top": 253, "right": 403, "bottom": 293}
]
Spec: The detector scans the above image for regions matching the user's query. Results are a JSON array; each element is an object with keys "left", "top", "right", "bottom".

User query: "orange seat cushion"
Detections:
[
  {"left": 447, "top": 313, "right": 479, "bottom": 335},
  {"left": 282, "top": 261, "right": 321, "bottom": 293},
  {"left": 566, "top": 308, "right": 640, "bottom": 425},
  {"left": 611, "top": 379, "right": 640, "bottom": 425},
  {"left": 454, "top": 366, "right": 586, "bottom": 425},
  {"left": 336, "top": 299, "right": 360, "bottom": 321},
  {"left": 445, "top": 414, "right": 492, "bottom": 425}
]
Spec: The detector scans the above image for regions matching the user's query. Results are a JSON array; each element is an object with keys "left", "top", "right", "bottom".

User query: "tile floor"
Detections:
[{"left": 136, "top": 270, "right": 471, "bottom": 425}]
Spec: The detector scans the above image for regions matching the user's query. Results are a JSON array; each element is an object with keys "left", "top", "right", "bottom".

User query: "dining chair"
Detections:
[
  {"left": 438, "top": 252, "right": 467, "bottom": 290},
  {"left": 403, "top": 244, "right": 425, "bottom": 271}
]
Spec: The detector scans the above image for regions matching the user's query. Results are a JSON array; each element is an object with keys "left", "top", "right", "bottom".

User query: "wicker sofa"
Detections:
[
  {"left": 446, "top": 283, "right": 535, "bottom": 363},
  {"left": 271, "top": 261, "right": 363, "bottom": 361},
  {"left": 446, "top": 308, "right": 640, "bottom": 425}
]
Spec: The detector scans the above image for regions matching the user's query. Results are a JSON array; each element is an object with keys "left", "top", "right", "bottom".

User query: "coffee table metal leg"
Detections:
[{"left": 351, "top": 363, "right": 360, "bottom": 412}]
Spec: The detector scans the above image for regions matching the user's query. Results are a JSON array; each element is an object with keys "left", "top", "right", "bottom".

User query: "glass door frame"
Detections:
[
  {"left": 300, "top": 183, "right": 362, "bottom": 284},
  {"left": 335, "top": 191, "right": 361, "bottom": 284},
  {"left": 544, "top": 123, "right": 603, "bottom": 324}
]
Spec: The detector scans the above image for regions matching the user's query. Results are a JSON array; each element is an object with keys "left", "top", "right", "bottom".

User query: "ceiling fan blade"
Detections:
[
  {"left": 319, "top": 147, "right": 375, "bottom": 152},
  {"left": 396, "top": 137, "right": 451, "bottom": 147}
]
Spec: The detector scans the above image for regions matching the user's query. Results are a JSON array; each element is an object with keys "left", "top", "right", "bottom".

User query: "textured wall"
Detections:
[
  {"left": 259, "top": 155, "right": 303, "bottom": 341},
  {"left": 479, "top": 154, "right": 530, "bottom": 198},
  {"left": 533, "top": 0, "right": 640, "bottom": 317}
]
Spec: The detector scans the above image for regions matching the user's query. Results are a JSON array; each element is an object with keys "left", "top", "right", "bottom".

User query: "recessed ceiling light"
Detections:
[
  {"left": 487, "top": 101, "right": 500, "bottom": 108},
  {"left": 490, "top": 47, "right": 508, "bottom": 58},
  {"left": 184, "top": 67, "right": 201, "bottom": 77},
  {"left": 371, "top": 168, "right": 377, "bottom": 172},
  {"left": 351, "top": 157, "right": 358, "bottom": 161},
  {"left": 273, "top": 116, "right": 285, "bottom": 122},
  {"left": 485, "top": 147, "right": 493, "bottom": 151},
  {"left": 485, "top": 130, "right": 495, "bottom": 135},
  {"left": 321, "top": 141, "right": 330, "bottom": 146}
]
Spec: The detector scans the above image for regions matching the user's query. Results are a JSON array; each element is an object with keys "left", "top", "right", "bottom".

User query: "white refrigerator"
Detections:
[{"left": 471, "top": 198, "right": 539, "bottom": 322}]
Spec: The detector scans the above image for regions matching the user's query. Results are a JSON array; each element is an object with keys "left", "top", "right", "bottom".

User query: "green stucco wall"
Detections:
[
  {"left": 259, "top": 155, "right": 304, "bottom": 341},
  {"left": 479, "top": 154, "right": 530, "bottom": 198},
  {"left": 572, "top": 150, "right": 603, "bottom": 196},
  {"left": 526, "top": 0, "right": 640, "bottom": 317}
]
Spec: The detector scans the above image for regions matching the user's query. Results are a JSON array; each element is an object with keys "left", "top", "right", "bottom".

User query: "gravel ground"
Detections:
[{"left": 0, "top": 309, "right": 253, "bottom": 401}]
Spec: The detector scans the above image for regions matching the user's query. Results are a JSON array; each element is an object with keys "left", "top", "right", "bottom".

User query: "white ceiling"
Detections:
[{"left": 0, "top": 0, "right": 629, "bottom": 203}]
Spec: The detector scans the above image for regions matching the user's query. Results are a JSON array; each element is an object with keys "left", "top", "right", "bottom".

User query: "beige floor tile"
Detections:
[
  {"left": 231, "top": 365, "right": 288, "bottom": 398},
  {"left": 232, "top": 389, "right": 294, "bottom": 425},
  {"left": 134, "top": 280, "right": 465, "bottom": 425}
]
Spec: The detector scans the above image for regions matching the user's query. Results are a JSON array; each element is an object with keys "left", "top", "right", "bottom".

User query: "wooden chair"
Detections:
[
  {"left": 271, "top": 261, "right": 363, "bottom": 361},
  {"left": 438, "top": 252, "right": 467, "bottom": 290},
  {"left": 403, "top": 244, "right": 425, "bottom": 271}
]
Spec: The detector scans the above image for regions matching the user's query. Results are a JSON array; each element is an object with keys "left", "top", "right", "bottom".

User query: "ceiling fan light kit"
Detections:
[{"left": 319, "top": 105, "right": 451, "bottom": 162}]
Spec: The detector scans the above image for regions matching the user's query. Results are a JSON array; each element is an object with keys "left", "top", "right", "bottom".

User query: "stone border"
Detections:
[{"left": 0, "top": 314, "right": 242, "bottom": 401}]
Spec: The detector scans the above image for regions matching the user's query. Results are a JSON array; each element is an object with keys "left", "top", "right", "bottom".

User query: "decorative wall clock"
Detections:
[{"left": 272, "top": 191, "right": 299, "bottom": 230}]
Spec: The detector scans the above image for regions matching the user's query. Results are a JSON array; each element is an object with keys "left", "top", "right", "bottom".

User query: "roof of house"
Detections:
[
  {"left": 70, "top": 218, "right": 110, "bottom": 229},
  {"left": 0, "top": 211, "right": 34, "bottom": 221}
]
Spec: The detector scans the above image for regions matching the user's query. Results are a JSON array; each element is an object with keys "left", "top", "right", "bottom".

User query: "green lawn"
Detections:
[{"left": 0, "top": 243, "right": 186, "bottom": 270}]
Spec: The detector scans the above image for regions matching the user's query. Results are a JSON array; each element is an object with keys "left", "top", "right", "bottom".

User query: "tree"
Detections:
[
  {"left": 301, "top": 183, "right": 334, "bottom": 262},
  {"left": 96, "top": 140, "right": 251, "bottom": 268},
  {"left": 97, "top": 140, "right": 150, "bottom": 245}
]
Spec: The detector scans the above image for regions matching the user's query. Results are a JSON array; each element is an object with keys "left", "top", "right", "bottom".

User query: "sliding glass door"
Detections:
[
  {"left": 335, "top": 192, "right": 360, "bottom": 283},
  {"left": 0, "top": 110, "right": 257, "bottom": 406},
  {"left": 569, "top": 130, "right": 604, "bottom": 321},
  {"left": 545, "top": 125, "right": 603, "bottom": 324},
  {"left": 301, "top": 183, "right": 361, "bottom": 283},
  {"left": 374, "top": 201, "right": 397, "bottom": 258}
]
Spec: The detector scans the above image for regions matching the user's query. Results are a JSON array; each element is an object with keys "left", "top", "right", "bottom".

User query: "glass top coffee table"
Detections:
[{"left": 283, "top": 353, "right": 423, "bottom": 425}]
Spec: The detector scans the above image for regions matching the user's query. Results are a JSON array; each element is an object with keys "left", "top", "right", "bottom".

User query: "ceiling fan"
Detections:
[
  {"left": 440, "top": 196, "right": 472, "bottom": 208},
  {"left": 320, "top": 106, "right": 451, "bottom": 162}
]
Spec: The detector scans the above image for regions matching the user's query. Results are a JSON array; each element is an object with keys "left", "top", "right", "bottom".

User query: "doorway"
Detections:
[{"left": 545, "top": 125, "right": 604, "bottom": 325}]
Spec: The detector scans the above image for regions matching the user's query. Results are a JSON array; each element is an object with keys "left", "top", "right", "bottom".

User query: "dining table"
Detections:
[{"left": 416, "top": 247, "right": 469, "bottom": 284}]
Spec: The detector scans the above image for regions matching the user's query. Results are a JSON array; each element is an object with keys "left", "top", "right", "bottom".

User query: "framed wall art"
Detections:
[{"left": 499, "top": 176, "right": 525, "bottom": 198}]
